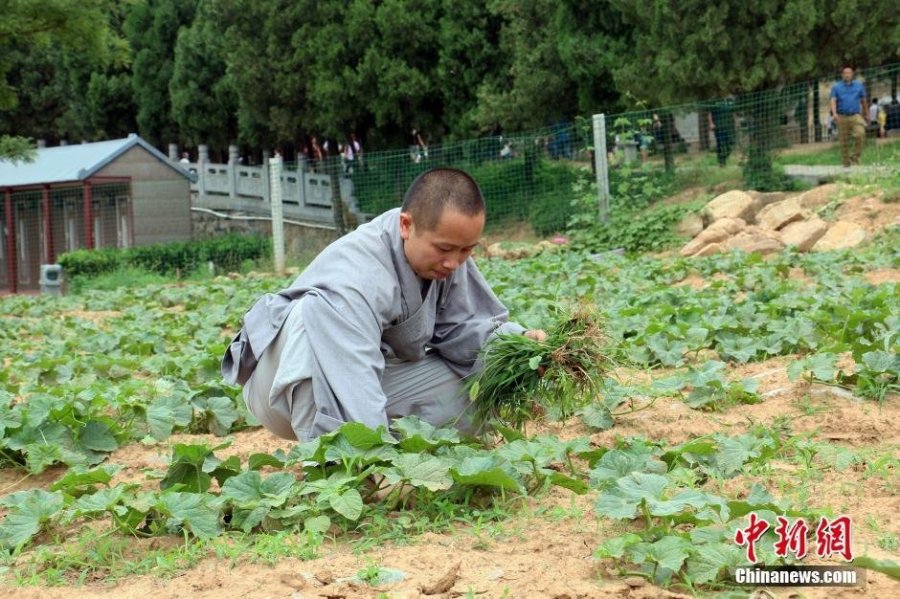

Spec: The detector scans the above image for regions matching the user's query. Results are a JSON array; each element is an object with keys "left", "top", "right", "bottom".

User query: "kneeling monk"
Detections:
[{"left": 221, "top": 167, "right": 545, "bottom": 441}]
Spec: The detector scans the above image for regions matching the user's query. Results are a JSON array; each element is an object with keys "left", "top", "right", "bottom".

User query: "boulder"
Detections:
[
  {"left": 747, "top": 191, "right": 791, "bottom": 207},
  {"left": 779, "top": 218, "right": 829, "bottom": 252},
  {"left": 705, "top": 190, "right": 759, "bottom": 223},
  {"left": 693, "top": 242, "right": 725, "bottom": 257},
  {"left": 756, "top": 198, "right": 805, "bottom": 231},
  {"left": 725, "top": 226, "right": 784, "bottom": 255},
  {"left": 679, "top": 218, "right": 746, "bottom": 256},
  {"left": 811, "top": 221, "right": 867, "bottom": 252},
  {"left": 798, "top": 183, "right": 841, "bottom": 210},
  {"left": 676, "top": 213, "right": 704, "bottom": 238}
]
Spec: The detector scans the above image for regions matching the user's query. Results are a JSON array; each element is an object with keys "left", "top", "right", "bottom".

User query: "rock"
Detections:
[
  {"left": 747, "top": 190, "right": 790, "bottom": 207},
  {"left": 779, "top": 218, "right": 828, "bottom": 251},
  {"left": 676, "top": 213, "right": 704, "bottom": 238},
  {"left": 693, "top": 242, "right": 725, "bottom": 257},
  {"left": 679, "top": 217, "right": 746, "bottom": 256},
  {"left": 798, "top": 183, "right": 841, "bottom": 210},
  {"left": 725, "top": 226, "right": 784, "bottom": 255},
  {"left": 812, "top": 221, "right": 867, "bottom": 251},
  {"left": 756, "top": 198, "right": 805, "bottom": 230},
  {"left": 623, "top": 577, "right": 647, "bottom": 588},
  {"left": 279, "top": 573, "right": 307, "bottom": 589},
  {"left": 705, "top": 190, "right": 759, "bottom": 223}
]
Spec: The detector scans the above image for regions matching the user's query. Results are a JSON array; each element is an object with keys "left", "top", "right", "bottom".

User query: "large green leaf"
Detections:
[
  {"left": 450, "top": 455, "right": 522, "bottom": 492},
  {"left": 328, "top": 488, "right": 363, "bottom": 521},
  {"left": 685, "top": 543, "right": 744, "bottom": 584},
  {"left": 0, "top": 489, "right": 65, "bottom": 550},
  {"left": 157, "top": 492, "right": 222, "bottom": 539},
  {"left": 147, "top": 393, "right": 192, "bottom": 440},
  {"left": 390, "top": 416, "right": 460, "bottom": 452},
  {"left": 382, "top": 453, "right": 453, "bottom": 491},
  {"left": 221, "top": 471, "right": 296, "bottom": 507},
  {"left": 852, "top": 556, "right": 900, "bottom": 581}
]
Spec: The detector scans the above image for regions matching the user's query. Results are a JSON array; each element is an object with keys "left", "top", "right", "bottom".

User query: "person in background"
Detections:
[
  {"left": 350, "top": 133, "right": 363, "bottom": 171},
  {"left": 309, "top": 135, "right": 324, "bottom": 172},
  {"left": 877, "top": 99, "right": 887, "bottom": 138},
  {"left": 341, "top": 138, "right": 355, "bottom": 175},
  {"left": 708, "top": 97, "right": 736, "bottom": 167},
  {"left": 829, "top": 66, "right": 868, "bottom": 167},
  {"left": 409, "top": 128, "right": 427, "bottom": 163},
  {"left": 868, "top": 97, "right": 881, "bottom": 135}
]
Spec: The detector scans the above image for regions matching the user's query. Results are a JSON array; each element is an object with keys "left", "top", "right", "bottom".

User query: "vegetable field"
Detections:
[{"left": 0, "top": 228, "right": 897, "bottom": 598}]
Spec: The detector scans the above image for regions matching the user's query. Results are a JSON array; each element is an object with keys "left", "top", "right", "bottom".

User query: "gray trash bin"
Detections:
[{"left": 40, "top": 264, "right": 63, "bottom": 296}]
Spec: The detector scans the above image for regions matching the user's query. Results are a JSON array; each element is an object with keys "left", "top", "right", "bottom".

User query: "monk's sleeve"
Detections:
[
  {"left": 299, "top": 287, "right": 390, "bottom": 432},
  {"left": 429, "top": 261, "right": 525, "bottom": 376}
]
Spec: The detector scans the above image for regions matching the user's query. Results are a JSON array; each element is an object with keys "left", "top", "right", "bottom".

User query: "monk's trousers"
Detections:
[{"left": 242, "top": 297, "right": 474, "bottom": 442}]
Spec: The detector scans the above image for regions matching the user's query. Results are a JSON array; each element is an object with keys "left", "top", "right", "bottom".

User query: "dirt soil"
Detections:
[
  {"left": 1, "top": 209, "right": 897, "bottom": 598},
  {"left": 834, "top": 194, "right": 900, "bottom": 234},
  {"left": 1, "top": 351, "right": 897, "bottom": 599}
]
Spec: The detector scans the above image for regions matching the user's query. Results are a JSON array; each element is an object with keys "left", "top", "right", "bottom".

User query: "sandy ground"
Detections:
[
  {"left": 1, "top": 209, "right": 897, "bottom": 598},
  {"left": 1, "top": 349, "right": 896, "bottom": 599}
]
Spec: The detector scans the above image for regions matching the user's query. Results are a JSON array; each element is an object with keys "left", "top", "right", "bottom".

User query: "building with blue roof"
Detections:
[{"left": 0, "top": 135, "right": 193, "bottom": 292}]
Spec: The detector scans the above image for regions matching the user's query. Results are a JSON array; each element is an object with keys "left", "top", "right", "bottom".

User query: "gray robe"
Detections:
[{"left": 221, "top": 208, "right": 524, "bottom": 432}]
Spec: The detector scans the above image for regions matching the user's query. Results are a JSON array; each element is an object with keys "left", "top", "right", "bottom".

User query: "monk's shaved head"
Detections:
[{"left": 401, "top": 168, "right": 485, "bottom": 231}]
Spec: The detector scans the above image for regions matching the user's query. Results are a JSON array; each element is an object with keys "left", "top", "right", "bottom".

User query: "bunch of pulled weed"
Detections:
[{"left": 464, "top": 303, "right": 612, "bottom": 431}]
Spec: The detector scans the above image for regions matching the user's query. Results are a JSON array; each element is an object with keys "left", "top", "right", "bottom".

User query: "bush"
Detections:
[
  {"left": 350, "top": 147, "right": 582, "bottom": 235},
  {"left": 566, "top": 167, "right": 694, "bottom": 253},
  {"left": 57, "top": 247, "right": 124, "bottom": 278},
  {"left": 58, "top": 234, "right": 271, "bottom": 279}
]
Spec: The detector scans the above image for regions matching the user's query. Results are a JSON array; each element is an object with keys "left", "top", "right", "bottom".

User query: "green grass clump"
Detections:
[{"left": 465, "top": 304, "right": 611, "bottom": 430}]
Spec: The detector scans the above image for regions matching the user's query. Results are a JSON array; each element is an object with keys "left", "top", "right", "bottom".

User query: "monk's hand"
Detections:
[{"left": 524, "top": 329, "right": 548, "bottom": 342}]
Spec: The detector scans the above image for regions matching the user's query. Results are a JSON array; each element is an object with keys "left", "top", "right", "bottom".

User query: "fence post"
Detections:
[
  {"left": 592, "top": 113, "right": 610, "bottom": 222},
  {"left": 261, "top": 150, "right": 271, "bottom": 205},
  {"left": 269, "top": 153, "right": 285, "bottom": 275},
  {"left": 228, "top": 144, "right": 239, "bottom": 199},
  {"left": 297, "top": 155, "right": 308, "bottom": 208},
  {"left": 198, "top": 145, "right": 209, "bottom": 197}
]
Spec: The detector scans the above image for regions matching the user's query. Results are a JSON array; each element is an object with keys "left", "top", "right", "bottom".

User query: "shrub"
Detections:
[
  {"left": 58, "top": 234, "right": 271, "bottom": 279},
  {"left": 350, "top": 148, "right": 582, "bottom": 235}
]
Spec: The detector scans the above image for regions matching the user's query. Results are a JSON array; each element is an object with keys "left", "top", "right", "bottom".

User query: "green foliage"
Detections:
[
  {"left": 169, "top": 0, "right": 238, "bottom": 148},
  {"left": 608, "top": 1, "right": 900, "bottom": 189},
  {"left": 57, "top": 234, "right": 271, "bottom": 280},
  {"left": 0, "top": 136, "right": 35, "bottom": 164},
  {"left": 0, "top": 0, "right": 120, "bottom": 111},
  {"left": 0, "top": 218, "right": 896, "bottom": 590},
  {"left": 352, "top": 149, "right": 583, "bottom": 234},
  {"left": 471, "top": 0, "right": 629, "bottom": 131},
  {"left": 479, "top": 230, "right": 898, "bottom": 399},
  {"left": 0, "top": 419, "right": 590, "bottom": 550},
  {"left": 124, "top": 0, "right": 199, "bottom": 146},
  {"left": 465, "top": 304, "right": 610, "bottom": 429},
  {"left": 566, "top": 169, "right": 693, "bottom": 253},
  {"left": 610, "top": 1, "right": 899, "bottom": 104}
]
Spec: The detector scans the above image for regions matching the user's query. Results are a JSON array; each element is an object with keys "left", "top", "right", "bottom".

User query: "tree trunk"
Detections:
[
  {"left": 813, "top": 83, "right": 822, "bottom": 143},
  {"left": 742, "top": 90, "right": 782, "bottom": 190},
  {"left": 698, "top": 109, "right": 710, "bottom": 151},
  {"left": 661, "top": 112, "right": 676, "bottom": 173},
  {"left": 327, "top": 158, "right": 346, "bottom": 235},
  {"left": 798, "top": 87, "right": 810, "bottom": 145}
]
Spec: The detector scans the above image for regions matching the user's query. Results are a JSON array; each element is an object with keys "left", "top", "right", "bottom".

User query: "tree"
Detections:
[
  {"left": 609, "top": 0, "right": 900, "bottom": 187},
  {"left": 125, "top": 0, "right": 199, "bottom": 147},
  {"left": 0, "top": 0, "right": 120, "bottom": 161},
  {"left": 471, "top": 0, "right": 629, "bottom": 131},
  {"left": 170, "top": 0, "right": 238, "bottom": 151}
]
